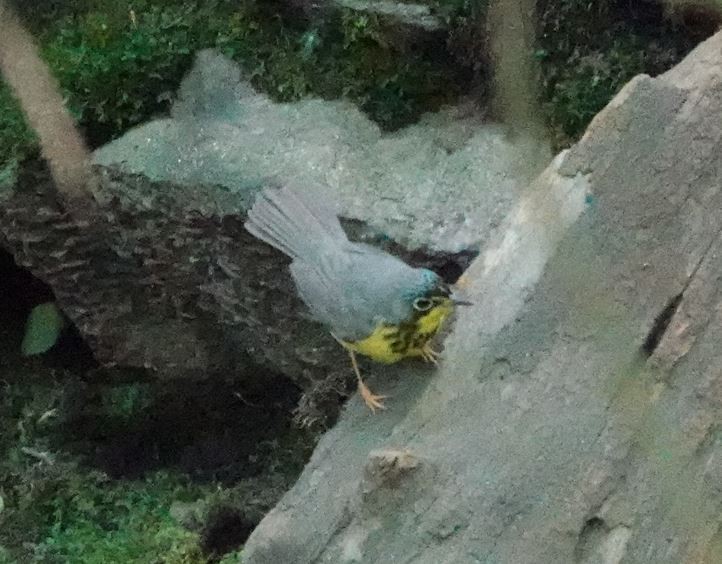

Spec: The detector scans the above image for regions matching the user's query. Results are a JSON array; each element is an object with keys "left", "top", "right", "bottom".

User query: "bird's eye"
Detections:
[{"left": 413, "top": 297, "right": 433, "bottom": 312}]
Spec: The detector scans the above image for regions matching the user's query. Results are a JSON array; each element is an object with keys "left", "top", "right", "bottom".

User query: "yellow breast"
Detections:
[{"left": 341, "top": 302, "right": 453, "bottom": 364}]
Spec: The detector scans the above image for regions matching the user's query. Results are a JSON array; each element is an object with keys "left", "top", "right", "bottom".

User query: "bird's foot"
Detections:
[
  {"left": 421, "top": 343, "right": 440, "bottom": 365},
  {"left": 358, "top": 379, "right": 386, "bottom": 413}
]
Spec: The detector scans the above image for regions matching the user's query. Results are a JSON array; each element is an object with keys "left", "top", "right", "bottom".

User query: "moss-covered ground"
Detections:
[{"left": 0, "top": 250, "right": 314, "bottom": 563}]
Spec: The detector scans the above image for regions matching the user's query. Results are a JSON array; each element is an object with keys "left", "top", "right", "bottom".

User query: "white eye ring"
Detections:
[{"left": 413, "top": 297, "right": 433, "bottom": 312}]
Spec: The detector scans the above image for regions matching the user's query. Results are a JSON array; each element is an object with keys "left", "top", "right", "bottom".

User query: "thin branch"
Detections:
[{"left": 0, "top": 1, "right": 95, "bottom": 202}]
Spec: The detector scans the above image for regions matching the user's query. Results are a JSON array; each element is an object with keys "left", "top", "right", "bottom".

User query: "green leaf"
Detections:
[{"left": 21, "top": 302, "right": 65, "bottom": 356}]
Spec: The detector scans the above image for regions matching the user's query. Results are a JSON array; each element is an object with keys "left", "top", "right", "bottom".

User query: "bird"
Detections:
[{"left": 244, "top": 184, "right": 470, "bottom": 412}]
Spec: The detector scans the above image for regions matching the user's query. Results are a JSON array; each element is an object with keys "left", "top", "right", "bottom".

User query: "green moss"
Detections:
[
  {"left": 538, "top": 0, "right": 702, "bottom": 148},
  {"left": 29, "top": 471, "right": 209, "bottom": 563},
  {"left": 0, "top": 332, "right": 308, "bottom": 562},
  {"left": 218, "top": 551, "right": 243, "bottom": 564},
  {"left": 0, "top": 369, "right": 200, "bottom": 562},
  {"left": 0, "top": 84, "right": 38, "bottom": 167},
  {"left": 0, "top": 376, "right": 230, "bottom": 563},
  {"left": 0, "top": 372, "right": 204, "bottom": 562}
]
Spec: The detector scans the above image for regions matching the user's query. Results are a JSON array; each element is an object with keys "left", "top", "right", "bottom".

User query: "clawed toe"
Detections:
[
  {"left": 359, "top": 386, "right": 386, "bottom": 413},
  {"left": 359, "top": 380, "right": 386, "bottom": 413},
  {"left": 421, "top": 344, "right": 441, "bottom": 365}
]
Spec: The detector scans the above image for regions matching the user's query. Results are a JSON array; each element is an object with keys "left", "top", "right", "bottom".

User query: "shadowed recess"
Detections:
[{"left": 642, "top": 292, "right": 683, "bottom": 357}]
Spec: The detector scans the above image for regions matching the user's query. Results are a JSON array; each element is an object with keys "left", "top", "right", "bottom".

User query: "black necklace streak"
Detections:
[{"left": 382, "top": 311, "right": 435, "bottom": 355}]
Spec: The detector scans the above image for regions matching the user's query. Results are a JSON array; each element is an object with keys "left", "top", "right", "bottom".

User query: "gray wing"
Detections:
[
  {"left": 291, "top": 259, "right": 374, "bottom": 340},
  {"left": 245, "top": 183, "right": 347, "bottom": 262},
  {"left": 290, "top": 242, "right": 421, "bottom": 341}
]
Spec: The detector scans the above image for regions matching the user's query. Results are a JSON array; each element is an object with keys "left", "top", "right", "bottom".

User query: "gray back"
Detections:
[{"left": 290, "top": 241, "right": 426, "bottom": 341}]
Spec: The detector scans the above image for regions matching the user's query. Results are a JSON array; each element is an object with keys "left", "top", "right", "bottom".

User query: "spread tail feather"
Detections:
[{"left": 245, "top": 184, "right": 347, "bottom": 260}]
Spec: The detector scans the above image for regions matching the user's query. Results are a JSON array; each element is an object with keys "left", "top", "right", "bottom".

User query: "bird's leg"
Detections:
[
  {"left": 348, "top": 349, "right": 386, "bottom": 413},
  {"left": 330, "top": 333, "right": 387, "bottom": 412},
  {"left": 421, "top": 342, "right": 440, "bottom": 365}
]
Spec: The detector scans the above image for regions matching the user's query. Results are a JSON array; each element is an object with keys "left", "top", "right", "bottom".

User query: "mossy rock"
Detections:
[{"left": 1, "top": 0, "right": 474, "bottom": 167}]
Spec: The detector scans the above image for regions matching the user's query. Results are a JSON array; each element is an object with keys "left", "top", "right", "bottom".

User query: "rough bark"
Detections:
[{"left": 242, "top": 31, "right": 722, "bottom": 563}]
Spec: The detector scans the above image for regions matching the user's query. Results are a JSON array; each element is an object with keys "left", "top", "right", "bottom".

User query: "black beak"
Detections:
[
  {"left": 450, "top": 286, "right": 473, "bottom": 306},
  {"left": 438, "top": 283, "right": 473, "bottom": 306}
]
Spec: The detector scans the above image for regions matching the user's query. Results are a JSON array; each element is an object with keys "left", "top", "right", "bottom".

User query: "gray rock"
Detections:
[
  {"left": 334, "top": 0, "right": 444, "bottom": 32},
  {"left": 95, "top": 49, "right": 532, "bottom": 255},
  {"left": 288, "top": 0, "right": 446, "bottom": 35},
  {"left": 242, "top": 31, "right": 722, "bottom": 562}
]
